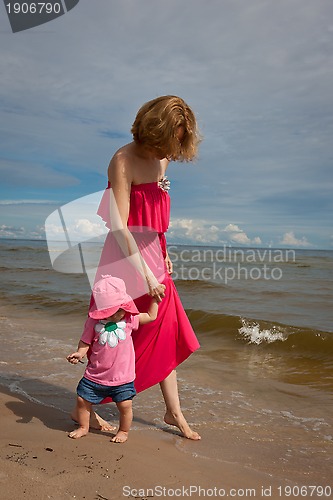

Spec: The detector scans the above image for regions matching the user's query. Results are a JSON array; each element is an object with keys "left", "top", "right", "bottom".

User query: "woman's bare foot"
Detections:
[
  {"left": 71, "top": 410, "right": 116, "bottom": 432},
  {"left": 68, "top": 427, "right": 89, "bottom": 439},
  {"left": 164, "top": 411, "right": 201, "bottom": 440},
  {"left": 111, "top": 430, "right": 129, "bottom": 443},
  {"left": 90, "top": 411, "right": 117, "bottom": 431}
]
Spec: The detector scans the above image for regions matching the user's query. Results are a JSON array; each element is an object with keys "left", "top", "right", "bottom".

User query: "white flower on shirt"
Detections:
[{"left": 95, "top": 320, "right": 126, "bottom": 348}]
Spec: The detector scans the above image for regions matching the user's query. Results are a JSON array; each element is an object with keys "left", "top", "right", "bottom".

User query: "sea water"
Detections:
[{"left": 0, "top": 239, "right": 332, "bottom": 484}]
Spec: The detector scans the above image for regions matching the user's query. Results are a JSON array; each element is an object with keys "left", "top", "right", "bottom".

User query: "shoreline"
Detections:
[{"left": 0, "top": 386, "right": 302, "bottom": 500}]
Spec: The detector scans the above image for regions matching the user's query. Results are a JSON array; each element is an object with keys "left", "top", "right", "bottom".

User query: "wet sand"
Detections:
[{"left": 0, "top": 387, "right": 299, "bottom": 500}]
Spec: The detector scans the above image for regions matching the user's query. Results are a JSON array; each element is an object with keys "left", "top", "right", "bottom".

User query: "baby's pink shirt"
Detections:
[{"left": 80, "top": 313, "right": 139, "bottom": 386}]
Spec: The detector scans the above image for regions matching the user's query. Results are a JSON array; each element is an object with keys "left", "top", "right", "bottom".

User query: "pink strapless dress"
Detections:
[{"left": 93, "top": 181, "right": 200, "bottom": 394}]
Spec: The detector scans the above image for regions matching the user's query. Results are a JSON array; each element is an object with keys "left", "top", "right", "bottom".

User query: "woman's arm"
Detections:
[
  {"left": 107, "top": 153, "right": 165, "bottom": 301},
  {"left": 165, "top": 249, "right": 173, "bottom": 274}
]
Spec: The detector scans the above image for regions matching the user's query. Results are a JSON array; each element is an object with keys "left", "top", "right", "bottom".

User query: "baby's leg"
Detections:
[
  {"left": 68, "top": 396, "right": 92, "bottom": 439},
  {"left": 111, "top": 400, "right": 133, "bottom": 443}
]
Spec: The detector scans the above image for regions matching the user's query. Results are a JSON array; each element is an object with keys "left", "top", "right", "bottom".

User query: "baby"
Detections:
[{"left": 67, "top": 275, "right": 159, "bottom": 443}]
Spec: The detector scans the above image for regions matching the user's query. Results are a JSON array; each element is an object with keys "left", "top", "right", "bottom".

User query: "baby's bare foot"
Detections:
[
  {"left": 68, "top": 427, "right": 88, "bottom": 439},
  {"left": 164, "top": 411, "right": 201, "bottom": 440},
  {"left": 111, "top": 430, "right": 128, "bottom": 443}
]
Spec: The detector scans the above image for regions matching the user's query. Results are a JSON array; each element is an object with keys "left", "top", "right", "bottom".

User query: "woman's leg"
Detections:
[
  {"left": 160, "top": 370, "right": 201, "bottom": 440},
  {"left": 68, "top": 396, "right": 92, "bottom": 439},
  {"left": 71, "top": 406, "right": 116, "bottom": 432},
  {"left": 111, "top": 399, "right": 133, "bottom": 443}
]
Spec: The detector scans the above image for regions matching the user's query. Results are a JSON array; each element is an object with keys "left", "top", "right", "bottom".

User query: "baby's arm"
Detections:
[
  {"left": 138, "top": 298, "right": 159, "bottom": 325},
  {"left": 67, "top": 340, "right": 90, "bottom": 364}
]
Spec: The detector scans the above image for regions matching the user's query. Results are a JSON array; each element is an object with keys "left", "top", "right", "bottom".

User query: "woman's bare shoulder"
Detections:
[
  {"left": 108, "top": 143, "right": 135, "bottom": 180},
  {"left": 111, "top": 143, "right": 136, "bottom": 163}
]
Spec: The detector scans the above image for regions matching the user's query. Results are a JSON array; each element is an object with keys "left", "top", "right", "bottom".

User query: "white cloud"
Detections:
[
  {"left": 229, "top": 232, "right": 251, "bottom": 245},
  {"left": 0, "top": 224, "right": 44, "bottom": 239},
  {"left": 74, "top": 219, "right": 106, "bottom": 238},
  {"left": 45, "top": 218, "right": 106, "bottom": 242},
  {"left": 224, "top": 224, "right": 242, "bottom": 233},
  {"left": 223, "top": 223, "right": 261, "bottom": 246},
  {"left": 280, "top": 231, "right": 312, "bottom": 248},
  {"left": 168, "top": 219, "right": 222, "bottom": 244},
  {"left": 168, "top": 219, "right": 262, "bottom": 246},
  {"left": 0, "top": 224, "right": 25, "bottom": 238}
]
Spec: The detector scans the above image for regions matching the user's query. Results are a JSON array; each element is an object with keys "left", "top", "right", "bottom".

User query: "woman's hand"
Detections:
[
  {"left": 165, "top": 253, "right": 173, "bottom": 274},
  {"left": 148, "top": 283, "right": 166, "bottom": 302}
]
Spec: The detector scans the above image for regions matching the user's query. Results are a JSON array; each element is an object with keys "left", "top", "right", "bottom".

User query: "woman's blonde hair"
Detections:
[{"left": 131, "top": 95, "right": 201, "bottom": 162}]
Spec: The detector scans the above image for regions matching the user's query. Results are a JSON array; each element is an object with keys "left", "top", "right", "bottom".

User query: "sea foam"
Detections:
[{"left": 238, "top": 318, "right": 287, "bottom": 345}]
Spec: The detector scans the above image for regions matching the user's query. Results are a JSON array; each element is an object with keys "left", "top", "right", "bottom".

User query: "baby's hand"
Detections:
[{"left": 66, "top": 352, "right": 83, "bottom": 364}]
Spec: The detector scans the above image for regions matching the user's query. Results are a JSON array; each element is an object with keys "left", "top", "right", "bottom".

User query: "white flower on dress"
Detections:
[
  {"left": 158, "top": 176, "right": 170, "bottom": 191},
  {"left": 95, "top": 320, "right": 127, "bottom": 348}
]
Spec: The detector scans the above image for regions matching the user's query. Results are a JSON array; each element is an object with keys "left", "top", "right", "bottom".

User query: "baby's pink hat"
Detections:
[{"left": 89, "top": 275, "right": 139, "bottom": 320}]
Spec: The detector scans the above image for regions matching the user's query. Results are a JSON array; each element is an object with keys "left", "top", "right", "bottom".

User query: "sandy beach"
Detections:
[{"left": 0, "top": 386, "right": 303, "bottom": 500}]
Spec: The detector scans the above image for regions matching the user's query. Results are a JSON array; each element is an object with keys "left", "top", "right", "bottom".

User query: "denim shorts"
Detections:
[{"left": 76, "top": 377, "right": 136, "bottom": 404}]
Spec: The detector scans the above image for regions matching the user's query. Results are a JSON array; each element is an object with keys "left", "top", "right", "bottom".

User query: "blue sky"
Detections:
[{"left": 0, "top": 0, "right": 332, "bottom": 249}]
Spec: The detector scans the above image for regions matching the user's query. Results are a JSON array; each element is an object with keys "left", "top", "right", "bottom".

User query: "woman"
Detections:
[{"left": 87, "top": 96, "right": 202, "bottom": 440}]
